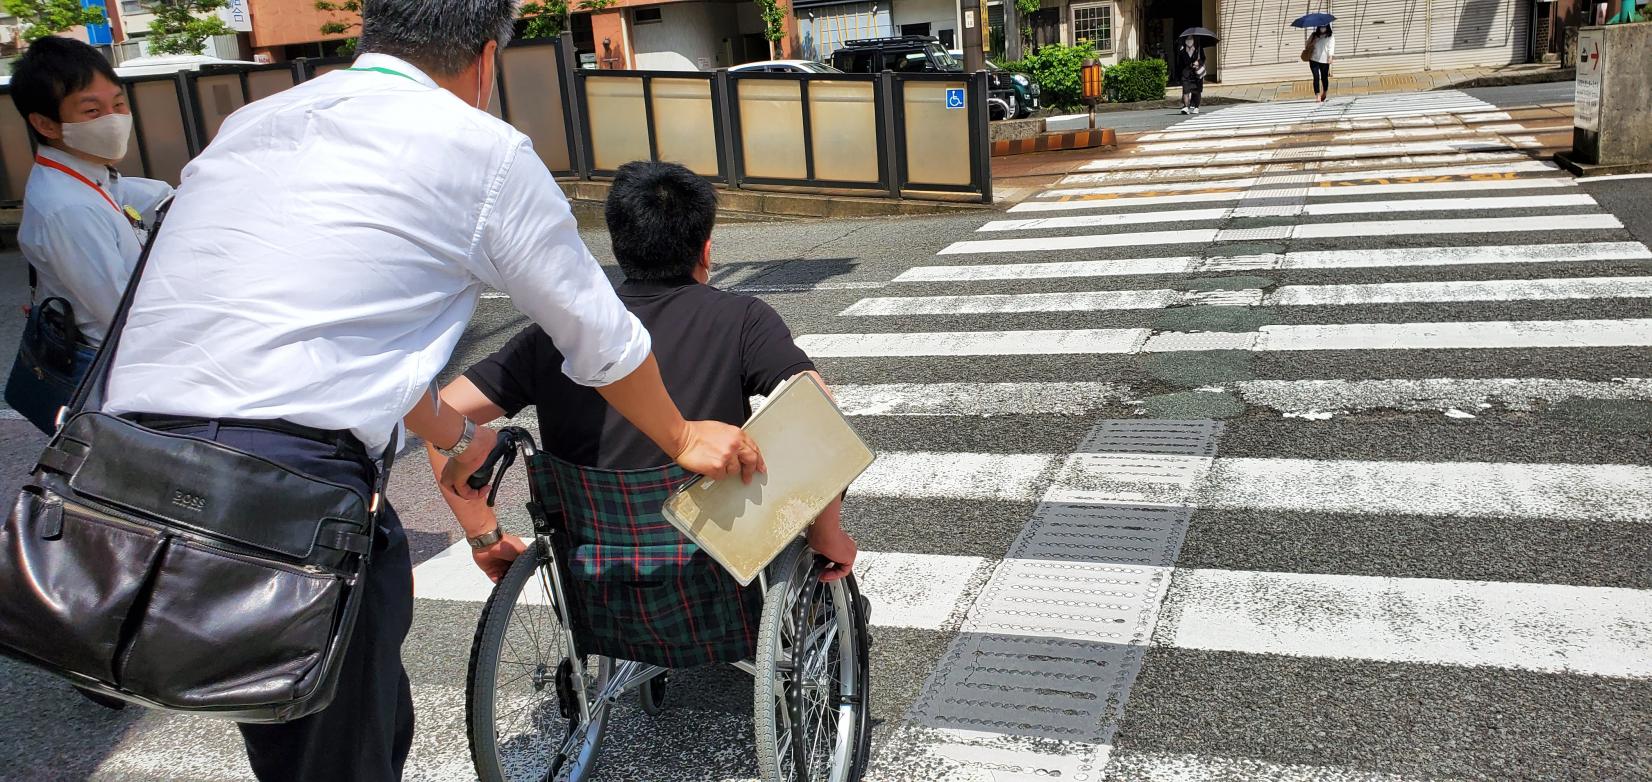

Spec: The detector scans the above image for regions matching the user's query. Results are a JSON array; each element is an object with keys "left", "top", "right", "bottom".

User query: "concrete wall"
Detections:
[
  {"left": 247, "top": 0, "right": 351, "bottom": 49},
  {"left": 1573, "top": 22, "right": 1652, "bottom": 167},
  {"left": 894, "top": 0, "right": 958, "bottom": 42},
  {"left": 592, "top": 9, "right": 632, "bottom": 67},
  {"left": 632, "top": 1, "right": 731, "bottom": 70}
]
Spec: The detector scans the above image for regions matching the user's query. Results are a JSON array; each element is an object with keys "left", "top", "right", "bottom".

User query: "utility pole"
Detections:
[{"left": 961, "top": 0, "right": 985, "bottom": 72}]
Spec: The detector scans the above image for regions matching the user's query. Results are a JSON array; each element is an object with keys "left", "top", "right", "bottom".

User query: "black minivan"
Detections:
[{"left": 829, "top": 35, "right": 1028, "bottom": 120}]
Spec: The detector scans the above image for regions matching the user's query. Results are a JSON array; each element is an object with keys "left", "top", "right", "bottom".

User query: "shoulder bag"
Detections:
[{"left": 0, "top": 200, "right": 392, "bottom": 723}]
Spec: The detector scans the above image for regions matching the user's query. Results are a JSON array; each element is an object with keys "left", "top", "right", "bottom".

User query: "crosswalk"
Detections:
[
  {"left": 11, "top": 89, "right": 1644, "bottom": 781},
  {"left": 777, "top": 92, "right": 1652, "bottom": 781}
]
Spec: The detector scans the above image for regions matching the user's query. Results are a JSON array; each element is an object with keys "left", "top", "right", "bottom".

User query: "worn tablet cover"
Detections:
[{"left": 661, "top": 373, "right": 875, "bottom": 586}]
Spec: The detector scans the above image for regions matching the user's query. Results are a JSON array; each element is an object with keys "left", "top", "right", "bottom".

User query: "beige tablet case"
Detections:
[{"left": 661, "top": 373, "right": 874, "bottom": 586}]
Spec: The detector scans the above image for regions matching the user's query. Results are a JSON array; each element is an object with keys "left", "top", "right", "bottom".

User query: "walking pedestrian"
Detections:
[
  {"left": 1177, "top": 35, "right": 1207, "bottom": 115},
  {"left": 1307, "top": 25, "right": 1335, "bottom": 102},
  {"left": 92, "top": 0, "right": 760, "bottom": 779}
]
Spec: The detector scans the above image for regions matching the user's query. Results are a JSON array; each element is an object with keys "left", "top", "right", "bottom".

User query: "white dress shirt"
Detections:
[
  {"left": 105, "top": 54, "right": 652, "bottom": 451},
  {"left": 18, "top": 145, "right": 172, "bottom": 345}
]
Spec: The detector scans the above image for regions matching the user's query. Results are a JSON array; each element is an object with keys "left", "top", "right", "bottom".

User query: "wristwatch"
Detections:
[
  {"left": 437, "top": 417, "right": 476, "bottom": 458},
  {"left": 467, "top": 527, "right": 503, "bottom": 549}
]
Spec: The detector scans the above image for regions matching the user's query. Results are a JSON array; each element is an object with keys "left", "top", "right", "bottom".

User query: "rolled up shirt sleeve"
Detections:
[{"left": 471, "top": 142, "right": 651, "bottom": 387}]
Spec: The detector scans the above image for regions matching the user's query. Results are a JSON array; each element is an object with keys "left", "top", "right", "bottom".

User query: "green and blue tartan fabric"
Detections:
[{"left": 528, "top": 453, "right": 764, "bottom": 669}]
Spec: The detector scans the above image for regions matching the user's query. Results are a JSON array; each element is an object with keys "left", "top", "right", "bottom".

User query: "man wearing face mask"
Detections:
[
  {"left": 96, "top": 0, "right": 763, "bottom": 778},
  {"left": 4, "top": 36, "right": 172, "bottom": 434}
]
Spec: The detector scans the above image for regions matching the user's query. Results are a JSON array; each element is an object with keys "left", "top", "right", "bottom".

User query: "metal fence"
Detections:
[{"left": 0, "top": 34, "right": 991, "bottom": 204}]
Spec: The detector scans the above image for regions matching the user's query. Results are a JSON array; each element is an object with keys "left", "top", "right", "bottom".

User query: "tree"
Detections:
[
  {"left": 753, "top": 0, "right": 785, "bottom": 58},
  {"left": 519, "top": 0, "right": 615, "bottom": 41},
  {"left": 1014, "top": 0, "right": 1038, "bottom": 50},
  {"left": 144, "top": 0, "right": 234, "bottom": 55},
  {"left": 2, "top": 0, "right": 107, "bottom": 43},
  {"left": 315, "top": 0, "right": 358, "bottom": 36}
]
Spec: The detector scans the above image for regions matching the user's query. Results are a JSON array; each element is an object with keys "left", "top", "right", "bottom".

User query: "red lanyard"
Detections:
[{"left": 35, "top": 154, "right": 121, "bottom": 215}]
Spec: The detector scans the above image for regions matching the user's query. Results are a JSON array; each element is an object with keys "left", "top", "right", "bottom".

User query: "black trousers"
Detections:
[
  {"left": 1181, "top": 79, "right": 1203, "bottom": 108},
  {"left": 165, "top": 421, "right": 415, "bottom": 782},
  {"left": 1310, "top": 60, "right": 1331, "bottom": 94}
]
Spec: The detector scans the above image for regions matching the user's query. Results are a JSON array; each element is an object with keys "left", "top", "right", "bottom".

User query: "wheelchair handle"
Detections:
[{"left": 465, "top": 426, "right": 536, "bottom": 505}]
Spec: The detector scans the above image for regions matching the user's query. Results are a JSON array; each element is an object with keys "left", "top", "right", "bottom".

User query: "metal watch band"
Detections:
[
  {"left": 436, "top": 417, "right": 475, "bottom": 458},
  {"left": 467, "top": 527, "right": 503, "bottom": 549}
]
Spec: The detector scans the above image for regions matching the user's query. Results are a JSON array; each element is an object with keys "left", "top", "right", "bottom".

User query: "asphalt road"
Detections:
[{"left": 0, "top": 85, "right": 1648, "bottom": 782}]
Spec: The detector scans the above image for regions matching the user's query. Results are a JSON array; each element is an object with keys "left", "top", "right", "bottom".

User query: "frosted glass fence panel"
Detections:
[
  {"left": 737, "top": 80, "right": 807, "bottom": 180},
  {"left": 585, "top": 76, "right": 651, "bottom": 172},
  {"left": 807, "top": 80, "right": 878, "bottom": 184},
  {"left": 651, "top": 78, "right": 719, "bottom": 177}
]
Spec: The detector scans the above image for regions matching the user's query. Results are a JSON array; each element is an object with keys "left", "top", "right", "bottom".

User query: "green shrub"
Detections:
[
  {"left": 1005, "top": 42, "right": 1098, "bottom": 110},
  {"left": 1104, "top": 58, "right": 1168, "bottom": 103}
]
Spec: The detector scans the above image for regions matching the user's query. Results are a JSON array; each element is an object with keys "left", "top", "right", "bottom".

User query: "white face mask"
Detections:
[{"left": 60, "top": 112, "right": 132, "bottom": 162}]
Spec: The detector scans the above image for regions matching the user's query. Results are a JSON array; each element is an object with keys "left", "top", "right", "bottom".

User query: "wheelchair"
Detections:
[{"left": 462, "top": 426, "right": 873, "bottom": 782}]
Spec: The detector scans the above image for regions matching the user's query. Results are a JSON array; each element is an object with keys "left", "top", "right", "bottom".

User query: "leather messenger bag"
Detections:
[{"left": 0, "top": 201, "right": 392, "bottom": 723}]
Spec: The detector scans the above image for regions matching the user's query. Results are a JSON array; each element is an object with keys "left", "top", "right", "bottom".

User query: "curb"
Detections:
[
  {"left": 1433, "top": 68, "right": 1575, "bottom": 90},
  {"left": 992, "top": 129, "right": 1117, "bottom": 157},
  {"left": 562, "top": 180, "right": 989, "bottom": 219}
]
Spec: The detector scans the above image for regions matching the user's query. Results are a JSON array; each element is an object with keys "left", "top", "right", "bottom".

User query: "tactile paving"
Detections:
[
  {"left": 1199, "top": 253, "right": 1284, "bottom": 272},
  {"left": 1140, "top": 330, "right": 1260, "bottom": 352},
  {"left": 1184, "top": 288, "right": 1266, "bottom": 306},
  {"left": 875, "top": 420, "right": 1223, "bottom": 781},
  {"left": 1215, "top": 225, "right": 1291, "bottom": 241}
]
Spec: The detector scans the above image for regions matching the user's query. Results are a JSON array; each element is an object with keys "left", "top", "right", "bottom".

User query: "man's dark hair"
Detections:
[
  {"left": 358, "top": 0, "right": 516, "bottom": 76},
  {"left": 9, "top": 36, "right": 120, "bottom": 143},
  {"left": 606, "top": 161, "right": 718, "bottom": 281}
]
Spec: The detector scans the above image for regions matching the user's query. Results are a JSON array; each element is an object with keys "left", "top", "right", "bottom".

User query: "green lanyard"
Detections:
[{"left": 345, "top": 66, "right": 420, "bottom": 84}]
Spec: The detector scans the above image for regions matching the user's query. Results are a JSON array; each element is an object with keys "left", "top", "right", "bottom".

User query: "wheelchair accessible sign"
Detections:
[{"left": 944, "top": 88, "right": 966, "bottom": 109}]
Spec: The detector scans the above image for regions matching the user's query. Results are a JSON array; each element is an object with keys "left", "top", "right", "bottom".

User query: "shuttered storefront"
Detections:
[
  {"left": 1217, "top": 0, "right": 1529, "bottom": 84},
  {"left": 1427, "top": 0, "right": 1530, "bottom": 69},
  {"left": 795, "top": 1, "right": 894, "bottom": 62}
]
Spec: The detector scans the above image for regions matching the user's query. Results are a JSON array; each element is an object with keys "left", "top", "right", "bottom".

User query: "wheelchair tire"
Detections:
[
  {"left": 753, "top": 545, "right": 871, "bottom": 782},
  {"left": 467, "top": 541, "right": 612, "bottom": 782},
  {"left": 639, "top": 671, "right": 669, "bottom": 716}
]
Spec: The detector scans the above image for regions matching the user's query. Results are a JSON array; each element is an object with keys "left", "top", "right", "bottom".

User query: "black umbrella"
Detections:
[{"left": 1178, "top": 27, "right": 1220, "bottom": 46}]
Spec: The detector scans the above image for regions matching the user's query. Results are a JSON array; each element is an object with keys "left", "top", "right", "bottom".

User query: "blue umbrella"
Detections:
[{"left": 1291, "top": 12, "right": 1336, "bottom": 27}]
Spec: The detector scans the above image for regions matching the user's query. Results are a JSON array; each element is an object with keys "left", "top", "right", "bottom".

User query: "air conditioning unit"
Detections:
[{"left": 0, "top": 26, "right": 16, "bottom": 45}]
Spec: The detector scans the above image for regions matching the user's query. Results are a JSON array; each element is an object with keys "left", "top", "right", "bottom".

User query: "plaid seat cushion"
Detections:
[{"left": 529, "top": 454, "right": 764, "bottom": 669}]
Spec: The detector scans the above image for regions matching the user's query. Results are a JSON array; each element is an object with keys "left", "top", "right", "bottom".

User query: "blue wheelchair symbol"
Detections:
[{"left": 945, "top": 88, "right": 966, "bottom": 109}]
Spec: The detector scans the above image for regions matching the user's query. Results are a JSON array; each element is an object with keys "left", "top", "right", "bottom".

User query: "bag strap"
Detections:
[{"left": 61, "top": 196, "right": 173, "bottom": 419}]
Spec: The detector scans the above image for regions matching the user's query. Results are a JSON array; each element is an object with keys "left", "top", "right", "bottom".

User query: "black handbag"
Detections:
[{"left": 0, "top": 201, "right": 392, "bottom": 723}]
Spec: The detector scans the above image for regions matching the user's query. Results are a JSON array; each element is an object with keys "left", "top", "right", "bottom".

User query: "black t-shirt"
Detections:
[{"left": 464, "top": 277, "right": 816, "bottom": 470}]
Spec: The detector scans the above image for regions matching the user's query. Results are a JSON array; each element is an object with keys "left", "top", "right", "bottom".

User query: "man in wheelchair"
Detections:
[{"left": 428, "top": 159, "right": 858, "bottom": 585}]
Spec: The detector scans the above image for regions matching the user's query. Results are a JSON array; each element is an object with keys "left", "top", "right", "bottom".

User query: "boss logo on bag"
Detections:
[{"left": 171, "top": 489, "right": 208, "bottom": 513}]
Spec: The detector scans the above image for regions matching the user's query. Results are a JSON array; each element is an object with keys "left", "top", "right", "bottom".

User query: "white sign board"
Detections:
[
  {"left": 1575, "top": 28, "right": 1604, "bottom": 132},
  {"left": 218, "top": 0, "right": 252, "bottom": 32},
  {"left": 964, "top": 10, "right": 975, "bottom": 28}
]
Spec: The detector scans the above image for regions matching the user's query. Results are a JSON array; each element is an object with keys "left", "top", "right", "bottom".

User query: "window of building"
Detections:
[
  {"left": 633, "top": 7, "right": 662, "bottom": 23},
  {"left": 1070, "top": 2, "right": 1112, "bottom": 52},
  {"left": 120, "top": 0, "right": 143, "bottom": 15}
]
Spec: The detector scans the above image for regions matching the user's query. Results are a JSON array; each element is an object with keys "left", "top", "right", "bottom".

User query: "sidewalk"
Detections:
[{"left": 1187, "top": 62, "right": 1572, "bottom": 103}]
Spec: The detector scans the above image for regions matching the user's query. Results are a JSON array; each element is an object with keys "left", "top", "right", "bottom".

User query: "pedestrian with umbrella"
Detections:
[
  {"left": 1294, "top": 12, "right": 1336, "bottom": 102},
  {"left": 1177, "top": 27, "right": 1217, "bottom": 115}
]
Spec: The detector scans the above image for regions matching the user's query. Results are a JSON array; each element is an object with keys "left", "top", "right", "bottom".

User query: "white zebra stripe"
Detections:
[
  {"left": 840, "top": 277, "right": 1652, "bottom": 315},
  {"left": 898, "top": 243, "right": 1651, "bottom": 283},
  {"left": 797, "top": 319, "right": 1652, "bottom": 357},
  {"left": 983, "top": 194, "right": 1597, "bottom": 232},
  {"left": 1161, "top": 569, "right": 1652, "bottom": 678},
  {"left": 1042, "top": 160, "right": 1559, "bottom": 197},
  {"left": 1010, "top": 178, "right": 1572, "bottom": 213},
  {"left": 938, "top": 215, "right": 1625, "bottom": 255}
]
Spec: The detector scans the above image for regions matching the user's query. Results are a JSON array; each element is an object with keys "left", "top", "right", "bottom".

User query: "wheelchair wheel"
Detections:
[
  {"left": 639, "top": 671, "right": 669, "bottom": 716},
  {"left": 467, "top": 541, "right": 612, "bottom": 782},
  {"left": 753, "top": 547, "right": 872, "bottom": 782}
]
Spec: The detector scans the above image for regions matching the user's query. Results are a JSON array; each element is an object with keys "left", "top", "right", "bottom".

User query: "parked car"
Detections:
[
  {"left": 728, "top": 60, "right": 844, "bottom": 74},
  {"left": 828, "top": 35, "right": 1021, "bottom": 120},
  {"left": 948, "top": 50, "right": 1040, "bottom": 119}
]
